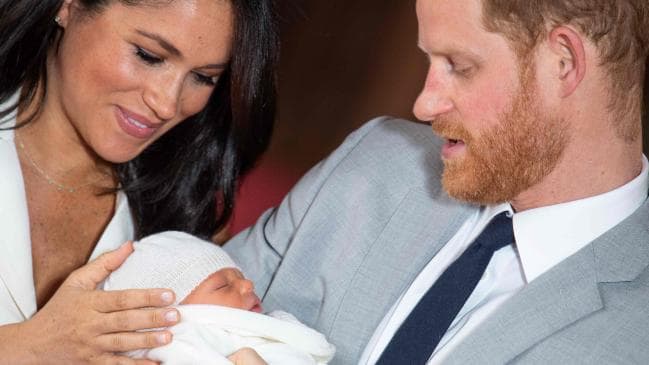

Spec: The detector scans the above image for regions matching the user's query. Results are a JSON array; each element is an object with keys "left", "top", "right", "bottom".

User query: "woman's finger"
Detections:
[
  {"left": 65, "top": 241, "right": 135, "bottom": 290},
  {"left": 93, "top": 288, "right": 175, "bottom": 313},
  {"left": 97, "top": 307, "right": 180, "bottom": 333},
  {"left": 95, "top": 330, "right": 173, "bottom": 353}
]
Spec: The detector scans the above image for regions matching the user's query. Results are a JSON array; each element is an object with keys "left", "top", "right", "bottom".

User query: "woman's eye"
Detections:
[
  {"left": 135, "top": 46, "right": 163, "bottom": 65},
  {"left": 193, "top": 72, "right": 218, "bottom": 86}
]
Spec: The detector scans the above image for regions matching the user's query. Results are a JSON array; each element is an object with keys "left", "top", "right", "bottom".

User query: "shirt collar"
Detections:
[{"left": 512, "top": 156, "right": 649, "bottom": 283}]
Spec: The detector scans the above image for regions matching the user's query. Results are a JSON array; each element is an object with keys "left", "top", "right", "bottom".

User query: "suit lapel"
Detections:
[
  {"left": 444, "top": 244, "right": 602, "bottom": 364},
  {"left": 0, "top": 128, "right": 37, "bottom": 321},
  {"left": 445, "top": 198, "right": 649, "bottom": 364},
  {"left": 327, "top": 187, "right": 474, "bottom": 361}
]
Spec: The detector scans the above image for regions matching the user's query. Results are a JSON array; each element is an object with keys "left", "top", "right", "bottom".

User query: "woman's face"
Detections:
[{"left": 51, "top": 0, "right": 233, "bottom": 163}]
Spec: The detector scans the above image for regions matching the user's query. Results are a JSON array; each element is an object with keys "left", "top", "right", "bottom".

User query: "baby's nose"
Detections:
[{"left": 237, "top": 279, "right": 255, "bottom": 294}]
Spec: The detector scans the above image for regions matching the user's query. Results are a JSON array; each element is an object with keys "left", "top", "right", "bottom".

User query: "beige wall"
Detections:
[
  {"left": 270, "top": 1, "right": 427, "bottom": 172},
  {"left": 232, "top": 1, "right": 427, "bottom": 232}
]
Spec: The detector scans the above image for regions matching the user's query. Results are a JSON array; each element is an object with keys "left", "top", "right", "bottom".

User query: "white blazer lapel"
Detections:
[{"left": 0, "top": 124, "right": 38, "bottom": 321}]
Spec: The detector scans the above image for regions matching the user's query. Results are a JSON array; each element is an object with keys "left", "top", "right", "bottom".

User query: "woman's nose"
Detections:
[{"left": 143, "top": 72, "right": 182, "bottom": 121}]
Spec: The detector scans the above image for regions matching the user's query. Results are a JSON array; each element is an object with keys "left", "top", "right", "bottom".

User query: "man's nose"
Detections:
[{"left": 412, "top": 66, "right": 453, "bottom": 122}]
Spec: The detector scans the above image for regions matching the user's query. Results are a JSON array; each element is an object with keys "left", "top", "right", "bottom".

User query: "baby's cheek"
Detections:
[
  {"left": 181, "top": 286, "right": 249, "bottom": 310},
  {"left": 215, "top": 290, "right": 246, "bottom": 309},
  {"left": 181, "top": 289, "right": 216, "bottom": 304}
]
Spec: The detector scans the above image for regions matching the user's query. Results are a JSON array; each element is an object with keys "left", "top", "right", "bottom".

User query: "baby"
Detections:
[{"left": 102, "top": 231, "right": 335, "bottom": 365}]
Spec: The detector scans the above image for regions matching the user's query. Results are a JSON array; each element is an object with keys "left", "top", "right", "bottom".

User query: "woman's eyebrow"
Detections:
[
  {"left": 198, "top": 63, "right": 228, "bottom": 70},
  {"left": 136, "top": 29, "right": 181, "bottom": 57},
  {"left": 135, "top": 29, "right": 229, "bottom": 69}
]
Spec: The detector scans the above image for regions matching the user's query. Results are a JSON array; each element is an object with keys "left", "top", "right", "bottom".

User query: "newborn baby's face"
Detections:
[{"left": 181, "top": 268, "right": 263, "bottom": 312}]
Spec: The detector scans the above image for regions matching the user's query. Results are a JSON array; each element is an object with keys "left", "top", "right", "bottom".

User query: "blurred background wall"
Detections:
[
  {"left": 229, "top": 1, "right": 428, "bottom": 234},
  {"left": 229, "top": 2, "right": 649, "bottom": 236}
]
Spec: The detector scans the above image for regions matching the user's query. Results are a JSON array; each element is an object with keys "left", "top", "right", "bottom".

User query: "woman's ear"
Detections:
[
  {"left": 56, "top": 0, "right": 75, "bottom": 28},
  {"left": 547, "top": 25, "right": 587, "bottom": 98}
]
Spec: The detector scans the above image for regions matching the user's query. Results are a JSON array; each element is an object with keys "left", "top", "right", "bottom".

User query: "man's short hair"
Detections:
[{"left": 482, "top": 0, "right": 649, "bottom": 141}]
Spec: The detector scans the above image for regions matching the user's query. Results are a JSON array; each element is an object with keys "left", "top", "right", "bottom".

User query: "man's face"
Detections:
[{"left": 414, "top": 0, "right": 568, "bottom": 205}]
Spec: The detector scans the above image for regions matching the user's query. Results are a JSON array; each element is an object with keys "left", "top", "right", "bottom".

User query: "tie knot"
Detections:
[{"left": 475, "top": 211, "right": 514, "bottom": 252}]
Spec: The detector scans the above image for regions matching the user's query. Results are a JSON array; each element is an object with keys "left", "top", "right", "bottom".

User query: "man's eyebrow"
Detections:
[
  {"left": 136, "top": 29, "right": 181, "bottom": 57},
  {"left": 417, "top": 41, "right": 482, "bottom": 62}
]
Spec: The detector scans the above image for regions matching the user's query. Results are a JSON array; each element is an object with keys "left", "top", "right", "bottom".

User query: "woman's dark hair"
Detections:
[{"left": 0, "top": 0, "right": 278, "bottom": 240}]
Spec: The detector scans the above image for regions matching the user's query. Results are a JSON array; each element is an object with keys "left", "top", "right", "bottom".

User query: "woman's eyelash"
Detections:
[
  {"left": 134, "top": 45, "right": 218, "bottom": 86},
  {"left": 135, "top": 46, "right": 163, "bottom": 65},
  {"left": 193, "top": 73, "right": 218, "bottom": 86}
]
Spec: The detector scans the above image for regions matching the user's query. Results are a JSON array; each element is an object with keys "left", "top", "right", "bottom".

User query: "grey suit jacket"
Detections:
[{"left": 225, "top": 117, "right": 649, "bottom": 364}]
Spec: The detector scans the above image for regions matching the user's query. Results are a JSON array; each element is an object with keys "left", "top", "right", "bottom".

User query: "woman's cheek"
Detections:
[{"left": 179, "top": 87, "right": 213, "bottom": 118}]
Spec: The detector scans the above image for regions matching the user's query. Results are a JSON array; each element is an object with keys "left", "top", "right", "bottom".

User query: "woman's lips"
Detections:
[{"left": 115, "top": 106, "right": 159, "bottom": 139}]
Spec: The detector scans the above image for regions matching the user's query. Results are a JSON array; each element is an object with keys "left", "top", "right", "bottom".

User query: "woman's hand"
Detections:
[
  {"left": 228, "top": 348, "right": 267, "bottom": 365},
  {"left": 0, "top": 242, "right": 180, "bottom": 364}
]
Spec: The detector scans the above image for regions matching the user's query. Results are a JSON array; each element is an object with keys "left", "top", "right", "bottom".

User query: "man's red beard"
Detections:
[{"left": 433, "top": 65, "right": 569, "bottom": 205}]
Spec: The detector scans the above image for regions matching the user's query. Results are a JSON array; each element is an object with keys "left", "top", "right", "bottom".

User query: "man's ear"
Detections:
[
  {"left": 546, "top": 25, "right": 587, "bottom": 98},
  {"left": 56, "top": 0, "right": 75, "bottom": 28}
]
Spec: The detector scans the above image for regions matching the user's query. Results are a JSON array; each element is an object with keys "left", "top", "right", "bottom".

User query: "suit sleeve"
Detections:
[{"left": 224, "top": 117, "right": 392, "bottom": 295}]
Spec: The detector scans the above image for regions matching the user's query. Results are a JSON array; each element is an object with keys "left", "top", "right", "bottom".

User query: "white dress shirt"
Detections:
[{"left": 360, "top": 157, "right": 649, "bottom": 364}]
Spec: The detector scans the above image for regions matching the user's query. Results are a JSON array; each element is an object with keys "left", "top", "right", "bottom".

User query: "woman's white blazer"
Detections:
[{"left": 0, "top": 94, "right": 133, "bottom": 325}]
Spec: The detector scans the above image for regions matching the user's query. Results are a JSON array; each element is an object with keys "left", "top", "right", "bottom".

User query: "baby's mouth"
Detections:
[
  {"left": 251, "top": 303, "right": 263, "bottom": 313},
  {"left": 249, "top": 295, "right": 263, "bottom": 313}
]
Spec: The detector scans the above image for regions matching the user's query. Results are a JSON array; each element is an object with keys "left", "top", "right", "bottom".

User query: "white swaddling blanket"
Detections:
[{"left": 127, "top": 304, "right": 335, "bottom": 365}]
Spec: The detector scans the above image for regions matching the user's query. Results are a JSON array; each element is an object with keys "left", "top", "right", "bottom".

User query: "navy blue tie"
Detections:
[{"left": 376, "top": 212, "right": 514, "bottom": 365}]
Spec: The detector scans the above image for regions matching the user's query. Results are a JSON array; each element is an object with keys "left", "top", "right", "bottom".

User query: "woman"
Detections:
[{"left": 0, "top": 0, "right": 277, "bottom": 362}]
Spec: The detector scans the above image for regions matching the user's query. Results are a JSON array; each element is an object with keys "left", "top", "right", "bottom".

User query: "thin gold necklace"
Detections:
[{"left": 15, "top": 134, "right": 110, "bottom": 193}]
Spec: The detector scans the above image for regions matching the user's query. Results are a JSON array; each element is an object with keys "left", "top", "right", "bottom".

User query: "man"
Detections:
[{"left": 225, "top": 0, "right": 649, "bottom": 363}]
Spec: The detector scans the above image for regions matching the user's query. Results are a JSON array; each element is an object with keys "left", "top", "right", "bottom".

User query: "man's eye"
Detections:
[
  {"left": 135, "top": 46, "right": 163, "bottom": 65},
  {"left": 455, "top": 66, "right": 473, "bottom": 75},
  {"left": 448, "top": 58, "right": 473, "bottom": 77}
]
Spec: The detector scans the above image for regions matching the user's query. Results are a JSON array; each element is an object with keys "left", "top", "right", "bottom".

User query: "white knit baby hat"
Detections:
[{"left": 102, "top": 231, "right": 239, "bottom": 304}]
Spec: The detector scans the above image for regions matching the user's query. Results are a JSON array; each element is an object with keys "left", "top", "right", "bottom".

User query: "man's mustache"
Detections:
[{"left": 431, "top": 119, "right": 473, "bottom": 144}]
